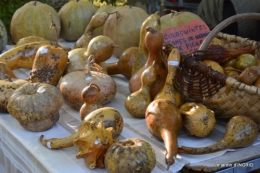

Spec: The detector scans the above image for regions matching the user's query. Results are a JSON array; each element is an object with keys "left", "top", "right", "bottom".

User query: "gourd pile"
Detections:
[{"left": 0, "top": 1, "right": 259, "bottom": 172}]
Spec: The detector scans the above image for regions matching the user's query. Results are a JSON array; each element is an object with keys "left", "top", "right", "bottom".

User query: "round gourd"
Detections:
[
  {"left": 7, "top": 82, "right": 64, "bottom": 132},
  {"left": 104, "top": 138, "right": 156, "bottom": 173},
  {"left": 103, "top": 5, "right": 148, "bottom": 58},
  {"left": 0, "top": 19, "right": 8, "bottom": 53},
  {"left": 58, "top": 0, "right": 96, "bottom": 41},
  {"left": 10, "top": 1, "right": 61, "bottom": 43}
]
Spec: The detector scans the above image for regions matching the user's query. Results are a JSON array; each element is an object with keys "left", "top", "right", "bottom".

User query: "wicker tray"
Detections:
[{"left": 175, "top": 13, "right": 260, "bottom": 128}]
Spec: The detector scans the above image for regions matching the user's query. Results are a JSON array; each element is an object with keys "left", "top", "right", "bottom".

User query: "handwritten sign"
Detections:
[{"left": 162, "top": 20, "right": 210, "bottom": 54}]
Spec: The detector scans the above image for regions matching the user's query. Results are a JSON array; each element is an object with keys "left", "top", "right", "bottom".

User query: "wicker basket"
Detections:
[{"left": 175, "top": 13, "right": 260, "bottom": 128}]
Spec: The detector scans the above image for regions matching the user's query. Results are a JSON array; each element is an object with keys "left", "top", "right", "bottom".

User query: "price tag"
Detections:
[{"left": 168, "top": 60, "right": 179, "bottom": 66}]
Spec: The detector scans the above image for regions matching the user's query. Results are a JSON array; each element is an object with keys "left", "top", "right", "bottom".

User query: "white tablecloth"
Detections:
[{"left": 1, "top": 41, "right": 260, "bottom": 173}]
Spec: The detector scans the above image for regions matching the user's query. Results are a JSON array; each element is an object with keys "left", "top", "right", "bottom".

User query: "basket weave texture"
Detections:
[{"left": 174, "top": 13, "right": 260, "bottom": 128}]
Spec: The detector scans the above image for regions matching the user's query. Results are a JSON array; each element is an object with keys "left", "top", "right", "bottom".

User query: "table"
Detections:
[{"left": 0, "top": 42, "right": 260, "bottom": 173}]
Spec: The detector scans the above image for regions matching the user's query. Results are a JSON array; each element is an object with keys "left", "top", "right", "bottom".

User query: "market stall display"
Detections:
[{"left": 1, "top": 1, "right": 260, "bottom": 173}]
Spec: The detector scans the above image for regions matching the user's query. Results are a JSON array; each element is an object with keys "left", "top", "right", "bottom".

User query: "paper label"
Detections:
[
  {"left": 162, "top": 20, "right": 210, "bottom": 53},
  {"left": 168, "top": 60, "right": 179, "bottom": 66}
]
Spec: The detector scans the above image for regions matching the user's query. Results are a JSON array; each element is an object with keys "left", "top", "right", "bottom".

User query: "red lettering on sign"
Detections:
[{"left": 162, "top": 20, "right": 210, "bottom": 53}]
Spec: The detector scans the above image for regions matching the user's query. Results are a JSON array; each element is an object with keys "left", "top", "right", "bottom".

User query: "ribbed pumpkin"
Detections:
[
  {"left": 0, "top": 19, "right": 7, "bottom": 53},
  {"left": 10, "top": 1, "right": 61, "bottom": 43},
  {"left": 58, "top": 0, "right": 97, "bottom": 41},
  {"left": 103, "top": 5, "right": 148, "bottom": 58}
]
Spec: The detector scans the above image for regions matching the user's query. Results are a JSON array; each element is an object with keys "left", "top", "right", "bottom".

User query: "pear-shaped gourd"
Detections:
[
  {"left": 154, "top": 47, "right": 184, "bottom": 108},
  {"left": 79, "top": 83, "right": 103, "bottom": 121},
  {"left": 60, "top": 55, "right": 117, "bottom": 109},
  {"left": 106, "top": 47, "right": 138, "bottom": 79},
  {"left": 74, "top": 11, "right": 115, "bottom": 49},
  {"left": 180, "top": 102, "right": 216, "bottom": 137},
  {"left": 129, "top": 26, "right": 167, "bottom": 100},
  {"left": 66, "top": 35, "right": 117, "bottom": 74},
  {"left": 125, "top": 61, "right": 157, "bottom": 118},
  {"left": 178, "top": 115, "right": 258, "bottom": 154},
  {"left": 145, "top": 99, "right": 182, "bottom": 169}
]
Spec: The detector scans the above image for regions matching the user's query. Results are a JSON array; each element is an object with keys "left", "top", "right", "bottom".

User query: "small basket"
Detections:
[{"left": 175, "top": 13, "right": 260, "bottom": 128}]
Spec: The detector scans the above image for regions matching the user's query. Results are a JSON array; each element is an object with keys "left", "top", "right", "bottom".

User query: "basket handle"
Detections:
[{"left": 199, "top": 13, "right": 260, "bottom": 51}]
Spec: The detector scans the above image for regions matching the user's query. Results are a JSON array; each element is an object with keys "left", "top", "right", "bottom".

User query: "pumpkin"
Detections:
[
  {"left": 103, "top": 5, "right": 148, "bottom": 57},
  {"left": 58, "top": 0, "right": 96, "bottom": 41},
  {"left": 7, "top": 82, "right": 64, "bottom": 132},
  {"left": 0, "top": 19, "right": 7, "bottom": 53},
  {"left": 10, "top": 1, "right": 61, "bottom": 43}
]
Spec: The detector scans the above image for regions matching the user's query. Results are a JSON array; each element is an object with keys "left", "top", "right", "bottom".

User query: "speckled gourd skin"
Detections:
[
  {"left": 104, "top": 138, "right": 156, "bottom": 173},
  {"left": 7, "top": 82, "right": 64, "bottom": 131}
]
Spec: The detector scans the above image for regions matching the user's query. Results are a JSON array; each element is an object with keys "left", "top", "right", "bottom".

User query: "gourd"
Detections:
[
  {"left": 0, "top": 19, "right": 8, "bottom": 53},
  {"left": 66, "top": 35, "right": 117, "bottom": 74},
  {"left": 0, "top": 67, "right": 28, "bottom": 112},
  {"left": 7, "top": 82, "right": 64, "bottom": 132},
  {"left": 28, "top": 15, "right": 68, "bottom": 86},
  {"left": 129, "top": 26, "right": 167, "bottom": 100},
  {"left": 74, "top": 11, "right": 115, "bottom": 49},
  {"left": 103, "top": 5, "right": 149, "bottom": 57},
  {"left": 145, "top": 99, "right": 182, "bottom": 169},
  {"left": 0, "top": 41, "right": 52, "bottom": 70},
  {"left": 93, "top": 5, "right": 117, "bottom": 37},
  {"left": 106, "top": 47, "right": 138, "bottom": 80},
  {"left": 59, "top": 55, "right": 117, "bottom": 109},
  {"left": 40, "top": 107, "right": 124, "bottom": 169},
  {"left": 105, "top": 11, "right": 161, "bottom": 79},
  {"left": 104, "top": 138, "right": 156, "bottom": 173},
  {"left": 10, "top": 1, "right": 61, "bottom": 43},
  {"left": 154, "top": 47, "right": 184, "bottom": 108},
  {"left": 41, "top": 121, "right": 115, "bottom": 169},
  {"left": 178, "top": 115, "right": 259, "bottom": 154},
  {"left": 58, "top": 0, "right": 96, "bottom": 41},
  {"left": 131, "top": 11, "right": 161, "bottom": 75},
  {"left": 180, "top": 102, "right": 216, "bottom": 137},
  {"left": 125, "top": 61, "right": 157, "bottom": 118},
  {"left": 79, "top": 83, "right": 103, "bottom": 121}
]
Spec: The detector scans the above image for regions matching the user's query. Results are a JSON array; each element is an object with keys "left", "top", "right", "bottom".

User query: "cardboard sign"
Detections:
[{"left": 162, "top": 20, "right": 210, "bottom": 54}]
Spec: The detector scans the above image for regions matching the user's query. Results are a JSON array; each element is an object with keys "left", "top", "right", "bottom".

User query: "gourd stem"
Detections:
[
  {"left": 49, "top": 13, "right": 59, "bottom": 48},
  {"left": 86, "top": 54, "right": 95, "bottom": 76},
  {"left": 34, "top": 1, "right": 37, "bottom": 6},
  {"left": 4, "top": 74, "right": 12, "bottom": 82}
]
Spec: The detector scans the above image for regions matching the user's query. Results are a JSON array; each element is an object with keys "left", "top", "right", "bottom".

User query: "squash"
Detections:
[
  {"left": 125, "top": 61, "right": 157, "bottom": 118},
  {"left": 10, "top": 1, "right": 61, "bottom": 43},
  {"left": 145, "top": 99, "right": 182, "bottom": 169},
  {"left": 58, "top": 0, "right": 96, "bottom": 41},
  {"left": 129, "top": 26, "right": 167, "bottom": 100},
  {"left": 154, "top": 47, "right": 184, "bottom": 108},
  {"left": 79, "top": 83, "right": 103, "bottom": 121},
  {"left": 92, "top": 5, "right": 117, "bottom": 37},
  {"left": 7, "top": 82, "right": 64, "bottom": 132},
  {"left": 60, "top": 55, "right": 117, "bottom": 109},
  {"left": 103, "top": 5, "right": 149, "bottom": 57},
  {"left": 104, "top": 138, "right": 156, "bottom": 173},
  {"left": 178, "top": 115, "right": 259, "bottom": 154},
  {"left": 0, "top": 71, "right": 28, "bottom": 112},
  {"left": 0, "top": 19, "right": 8, "bottom": 53}
]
